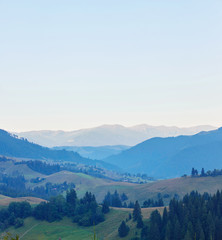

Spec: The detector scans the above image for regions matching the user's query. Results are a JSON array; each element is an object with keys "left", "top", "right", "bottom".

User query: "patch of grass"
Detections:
[
  {"left": 0, "top": 197, "right": 46, "bottom": 207},
  {"left": 0, "top": 208, "right": 150, "bottom": 240},
  {"left": 75, "top": 172, "right": 94, "bottom": 180},
  {"left": 0, "top": 194, "right": 9, "bottom": 200}
]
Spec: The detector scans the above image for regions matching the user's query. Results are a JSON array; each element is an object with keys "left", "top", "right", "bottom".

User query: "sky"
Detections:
[{"left": 0, "top": 0, "right": 222, "bottom": 131}]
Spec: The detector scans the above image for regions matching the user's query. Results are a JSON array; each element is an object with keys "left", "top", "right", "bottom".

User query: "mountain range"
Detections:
[
  {"left": 14, "top": 124, "right": 216, "bottom": 147},
  {"left": 3, "top": 126, "right": 222, "bottom": 179},
  {"left": 103, "top": 127, "right": 222, "bottom": 178},
  {"left": 0, "top": 129, "right": 116, "bottom": 170}
]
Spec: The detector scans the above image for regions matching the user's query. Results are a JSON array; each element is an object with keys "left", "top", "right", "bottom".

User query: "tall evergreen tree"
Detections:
[
  {"left": 133, "top": 201, "right": 142, "bottom": 221},
  {"left": 118, "top": 220, "right": 130, "bottom": 237},
  {"left": 201, "top": 168, "right": 205, "bottom": 177},
  {"left": 102, "top": 200, "right": 110, "bottom": 214},
  {"left": 66, "top": 189, "right": 77, "bottom": 206}
]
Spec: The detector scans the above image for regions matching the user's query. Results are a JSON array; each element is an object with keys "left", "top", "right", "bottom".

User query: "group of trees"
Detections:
[
  {"left": 15, "top": 160, "right": 60, "bottom": 175},
  {"left": 104, "top": 190, "right": 165, "bottom": 210},
  {"left": 1, "top": 189, "right": 107, "bottom": 231},
  {"left": 31, "top": 182, "right": 75, "bottom": 199},
  {"left": 0, "top": 174, "right": 27, "bottom": 197},
  {"left": 118, "top": 200, "right": 144, "bottom": 238},
  {"left": 0, "top": 201, "right": 31, "bottom": 230},
  {"left": 141, "top": 190, "right": 222, "bottom": 240},
  {"left": 33, "top": 190, "right": 106, "bottom": 226},
  {"left": 121, "top": 172, "right": 153, "bottom": 183},
  {"left": 103, "top": 190, "right": 128, "bottom": 208},
  {"left": 190, "top": 167, "right": 222, "bottom": 178},
  {"left": 142, "top": 198, "right": 164, "bottom": 208}
]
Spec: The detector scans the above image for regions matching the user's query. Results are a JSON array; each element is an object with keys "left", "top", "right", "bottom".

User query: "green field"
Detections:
[
  {"left": 2, "top": 208, "right": 152, "bottom": 240},
  {"left": 0, "top": 194, "right": 9, "bottom": 200}
]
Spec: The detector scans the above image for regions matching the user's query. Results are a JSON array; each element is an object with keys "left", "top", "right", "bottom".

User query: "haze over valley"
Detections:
[{"left": 1, "top": 0, "right": 222, "bottom": 239}]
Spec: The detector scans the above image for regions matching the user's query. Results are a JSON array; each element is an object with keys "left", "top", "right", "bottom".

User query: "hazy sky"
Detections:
[{"left": 0, "top": 0, "right": 222, "bottom": 131}]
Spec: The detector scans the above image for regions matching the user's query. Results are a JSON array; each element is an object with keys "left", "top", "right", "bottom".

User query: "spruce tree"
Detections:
[
  {"left": 102, "top": 200, "right": 110, "bottom": 214},
  {"left": 148, "top": 223, "right": 161, "bottom": 240},
  {"left": 118, "top": 220, "right": 130, "bottom": 237},
  {"left": 128, "top": 213, "right": 132, "bottom": 220},
  {"left": 133, "top": 201, "right": 142, "bottom": 221},
  {"left": 66, "top": 189, "right": 77, "bottom": 206},
  {"left": 201, "top": 168, "right": 205, "bottom": 177}
]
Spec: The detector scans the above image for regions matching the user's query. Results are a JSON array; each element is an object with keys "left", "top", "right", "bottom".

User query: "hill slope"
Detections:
[
  {"left": 104, "top": 127, "right": 222, "bottom": 178},
  {"left": 0, "top": 129, "right": 117, "bottom": 170},
  {"left": 15, "top": 124, "right": 216, "bottom": 147},
  {"left": 0, "top": 196, "right": 46, "bottom": 206},
  {"left": 88, "top": 175, "right": 222, "bottom": 204},
  {"left": 3, "top": 207, "right": 164, "bottom": 240}
]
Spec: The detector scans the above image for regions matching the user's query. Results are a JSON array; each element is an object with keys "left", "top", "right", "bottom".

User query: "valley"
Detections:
[
  {"left": 1, "top": 127, "right": 222, "bottom": 240},
  {"left": 1, "top": 1, "right": 221, "bottom": 238}
]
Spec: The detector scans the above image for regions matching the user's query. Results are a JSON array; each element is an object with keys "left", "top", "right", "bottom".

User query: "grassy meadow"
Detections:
[{"left": 1, "top": 208, "right": 155, "bottom": 240}]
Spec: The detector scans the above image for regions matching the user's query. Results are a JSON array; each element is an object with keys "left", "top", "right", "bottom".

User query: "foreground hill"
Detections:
[
  {"left": 104, "top": 127, "right": 222, "bottom": 178},
  {"left": 15, "top": 124, "right": 216, "bottom": 147},
  {"left": 0, "top": 129, "right": 117, "bottom": 170},
  {"left": 2, "top": 207, "right": 164, "bottom": 240}
]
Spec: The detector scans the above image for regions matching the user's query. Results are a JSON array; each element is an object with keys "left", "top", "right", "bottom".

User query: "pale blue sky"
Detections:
[{"left": 0, "top": 0, "right": 222, "bottom": 131}]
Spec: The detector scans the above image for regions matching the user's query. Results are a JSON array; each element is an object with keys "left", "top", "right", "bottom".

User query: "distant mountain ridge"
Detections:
[
  {"left": 103, "top": 127, "right": 222, "bottom": 178},
  {"left": 53, "top": 145, "right": 130, "bottom": 160},
  {"left": 0, "top": 129, "right": 117, "bottom": 170},
  {"left": 14, "top": 124, "right": 216, "bottom": 147}
]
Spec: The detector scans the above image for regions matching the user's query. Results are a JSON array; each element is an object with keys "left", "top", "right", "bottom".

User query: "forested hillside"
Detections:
[
  {"left": 0, "top": 129, "right": 117, "bottom": 170},
  {"left": 104, "top": 127, "right": 222, "bottom": 178},
  {"left": 141, "top": 191, "right": 222, "bottom": 240}
]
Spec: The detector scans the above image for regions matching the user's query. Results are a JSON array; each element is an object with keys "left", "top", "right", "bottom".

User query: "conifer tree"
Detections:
[
  {"left": 118, "top": 220, "right": 130, "bottom": 237},
  {"left": 201, "top": 168, "right": 205, "bottom": 177},
  {"left": 102, "top": 200, "right": 110, "bottom": 214},
  {"left": 133, "top": 201, "right": 142, "bottom": 221}
]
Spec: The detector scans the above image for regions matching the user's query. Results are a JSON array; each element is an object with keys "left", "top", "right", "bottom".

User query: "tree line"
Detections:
[
  {"left": 142, "top": 198, "right": 164, "bottom": 208},
  {"left": 15, "top": 160, "right": 60, "bottom": 175},
  {"left": 141, "top": 190, "right": 222, "bottom": 240},
  {"left": 0, "top": 201, "right": 31, "bottom": 230},
  {"left": 0, "top": 189, "right": 109, "bottom": 231},
  {"left": 189, "top": 167, "right": 222, "bottom": 178},
  {"left": 103, "top": 190, "right": 164, "bottom": 209}
]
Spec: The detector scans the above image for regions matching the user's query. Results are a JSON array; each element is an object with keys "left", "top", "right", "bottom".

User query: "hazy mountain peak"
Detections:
[{"left": 14, "top": 124, "right": 217, "bottom": 147}]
